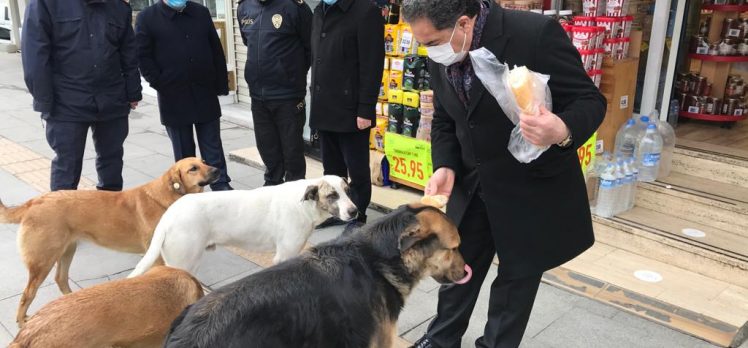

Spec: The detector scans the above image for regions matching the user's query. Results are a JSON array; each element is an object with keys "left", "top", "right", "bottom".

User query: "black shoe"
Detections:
[
  {"left": 411, "top": 337, "right": 433, "bottom": 348},
  {"left": 210, "top": 183, "right": 234, "bottom": 191},
  {"left": 315, "top": 217, "right": 347, "bottom": 229}
]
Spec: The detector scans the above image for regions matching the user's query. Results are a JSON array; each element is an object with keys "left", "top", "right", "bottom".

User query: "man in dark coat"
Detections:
[
  {"left": 310, "top": 0, "right": 384, "bottom": 230},
  {"left": 22, "top": 0, "right": 142, "bottom": 192},
  {"left": 238, "top": 0, "right": 313, "bottom": 186},
  {"left": 402, "top": 1, "right": 606, "bottom": 347},
  {"left": 135, "top": 0, "right": 233, "bottom": 191}
]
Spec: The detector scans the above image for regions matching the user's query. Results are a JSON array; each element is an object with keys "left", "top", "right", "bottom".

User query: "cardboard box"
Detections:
[{"left": 598, "top": 57, "right": 639, "bottom": 153}]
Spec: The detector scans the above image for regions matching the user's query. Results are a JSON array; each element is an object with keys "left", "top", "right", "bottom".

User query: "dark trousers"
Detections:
[
  {"left": 319, "top": 130, "right": 371, "bottom": 221},
  {"left": 251, "top": 98, "right": 306, "bottom": 186},
  {"left": 165, "top": 118, "right": 231, "bottom": 189},
  {"left": 45, "top": 117, "right": 128, "bottom": 191},
  {"left": 425, "top": 195, "right": 542, "bottom": 348}
]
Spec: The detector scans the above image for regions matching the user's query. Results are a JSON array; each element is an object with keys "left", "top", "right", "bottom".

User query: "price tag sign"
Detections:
[
  {"left": 577, "top": 132, "right": 597, "bottom": 177},
  {"left": 384, "top": 132, "right": 433, "bottom": 187}
]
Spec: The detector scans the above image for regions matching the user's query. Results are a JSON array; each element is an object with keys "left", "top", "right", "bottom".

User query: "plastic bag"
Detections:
[{"left": 469, "top": 47, "right": 553, "bottom": 163}]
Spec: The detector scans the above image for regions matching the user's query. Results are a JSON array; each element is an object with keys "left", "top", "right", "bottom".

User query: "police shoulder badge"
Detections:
[{"left": 272, "top": 14, "right": 283, "bottom": 29}]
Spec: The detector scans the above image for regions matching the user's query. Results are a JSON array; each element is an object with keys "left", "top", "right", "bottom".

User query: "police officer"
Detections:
[
  {"left": 22, "top": 0, "right": 142, "bottom": 192},
  {"left": 310, "top": 0, "right": 384, "bottom": 231},
  {"left": 237, "top": 0, "right": 312, "bottom": 186},
  {"left": 136, "top": 0, "right": 233, "bottom": 191}
]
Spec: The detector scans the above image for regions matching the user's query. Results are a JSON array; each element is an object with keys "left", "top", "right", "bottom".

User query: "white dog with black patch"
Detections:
[{"left": 128, "top": 176, "right": 358, "bottom": 277}]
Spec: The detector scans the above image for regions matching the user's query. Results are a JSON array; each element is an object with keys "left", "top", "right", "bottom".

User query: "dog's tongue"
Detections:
[{"left": 454, "top": 264, "right": 473, "bottom": 285}]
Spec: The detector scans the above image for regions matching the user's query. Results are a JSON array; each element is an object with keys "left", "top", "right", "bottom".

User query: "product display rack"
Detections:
[{"left": 680, "top": 2, "right": 748, "bottom": 129}]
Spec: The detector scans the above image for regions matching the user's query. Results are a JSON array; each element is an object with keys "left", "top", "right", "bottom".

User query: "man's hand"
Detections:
[
  {"left": 129, "top": 101, "right": 139, "bottom": 110},
  {"left": 425, "top": 167, "right": 455, "bottom": 198},
  {"left": 518, "top": 105, "right": 569, "bottom": 146},
  {"left": 357, "top": 117, "right": 372, "bottom": 130}
]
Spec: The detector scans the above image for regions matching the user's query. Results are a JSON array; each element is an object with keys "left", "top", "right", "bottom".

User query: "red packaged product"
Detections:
[
  {"left": 583, "top": 0, "right": 605, "bottom": 17},
  {"left": 579, "top": 49, "right": 596, "bottom": 71},
  {"left": 621, "top": 37, "right": 631, "bottom": 59},
  {"left": 595, "top": 48, "right": 605, "bottom": 70},
  {"left": 603, "top": 38, "right": 618, "bottom": 58},
  {"left": 572, "top": 26, "right": 598, "bottom": 51},
  {"left": 573, "top": 16, "right": 596, "bottom": 27},
  {"left": 596, "top": 17, "right": 622, "bottom": 40},
  {"left": 606, "top": 0, "right": 628, "bottom": 17},
  {"left": 621, "top": 15, "right": 634, "bottom": 38}
]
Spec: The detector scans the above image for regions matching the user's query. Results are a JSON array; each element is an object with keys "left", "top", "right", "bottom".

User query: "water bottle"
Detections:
[
  {"left": 636, "top": 124, "right": 664, "bottom": 182},
  {"left": 656, "top": 119, "right": 676, "bottom": 179},
  {"left": 595, "top": 164, "right": 618, "bottom": 218},
  {"left": 619, "top": 159, "right": 634, "bottom": 214},
  {"left": 614, "top": 119, "right": 638, "bottom": 158},
  {"left": 627, "top": 157, "right": 638, "bottom": 210}
]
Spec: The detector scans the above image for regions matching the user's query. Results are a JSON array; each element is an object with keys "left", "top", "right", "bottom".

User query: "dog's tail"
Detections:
[
  {"left": 0, "top": 199, "right": 27, "bottom": 224},
  {"left": 129, "top": 221, "right": 169, "bottom": 278}
]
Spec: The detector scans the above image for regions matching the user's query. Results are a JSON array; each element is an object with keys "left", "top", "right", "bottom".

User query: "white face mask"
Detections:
[{"left": 426, "top": 22, "right": 468, "bottom": 66}]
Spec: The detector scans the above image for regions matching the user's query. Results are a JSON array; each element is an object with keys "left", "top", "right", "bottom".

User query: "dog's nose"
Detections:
[{"left": 347, "top": 207, "right": 359, "bottom": 219}]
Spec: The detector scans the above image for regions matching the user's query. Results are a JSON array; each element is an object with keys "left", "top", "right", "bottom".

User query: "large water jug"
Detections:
[
  {"left": 656, "top": 119, "right": 676, "bottom": 179},
  {"left": 614, "top": 119, "right": 638, "bottom": 159},
  {"left": 636, "top": 124, "right": 664, "bottom": 182}
]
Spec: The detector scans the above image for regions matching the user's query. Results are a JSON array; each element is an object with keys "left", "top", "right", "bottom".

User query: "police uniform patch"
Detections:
[
  {"left": 272, "top": 14, "right": 283, "bottom": 29},
  {"left": 240, "top": 17, "right": 255, "bottom": 26}
]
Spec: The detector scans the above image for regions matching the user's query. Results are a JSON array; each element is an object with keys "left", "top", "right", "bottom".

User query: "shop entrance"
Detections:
[{"left": 670, "top": 0, "right": 748, "bottom": 158}]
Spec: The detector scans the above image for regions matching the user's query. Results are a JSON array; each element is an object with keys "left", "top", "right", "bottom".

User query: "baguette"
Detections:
[
  {"left": 421, "top": 194, "right": 448, "bottom": 209},
  {"left": 508, "top": 66, "right": 536, "bottom": 114}
]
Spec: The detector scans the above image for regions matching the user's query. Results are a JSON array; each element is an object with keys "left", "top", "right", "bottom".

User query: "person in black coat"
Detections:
[
  {"left": 402, "top": 1, "right": 606, "bottom": 347},
  {"left": 238, "top": 0, "right": 313, "bottom": 186},
  {"left": 310, "top": 0, "right": 384, "bottom": 230},
  {"left": 135, "top": 0, "right": 233, "bottom": 191},
  {"left": 21, "top": 0, "right": 142, "bottom": 192}
]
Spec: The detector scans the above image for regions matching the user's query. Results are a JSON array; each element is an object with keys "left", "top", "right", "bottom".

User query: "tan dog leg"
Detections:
[
  {"left": 17, "top": 262, "right": 54, "bottom": 327},
  {"left": 55, "top": 243, "right": 77, "bottom": 294}
]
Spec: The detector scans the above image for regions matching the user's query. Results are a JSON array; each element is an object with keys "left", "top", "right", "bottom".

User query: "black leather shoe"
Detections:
[{"left": 210, "top": 183, "right": 234, "bottom": 191}]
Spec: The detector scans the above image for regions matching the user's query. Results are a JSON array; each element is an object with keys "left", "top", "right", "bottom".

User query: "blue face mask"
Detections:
[
  {"left": 165, "top": 0, "right": 188, "bottom": 9},
  {"left": 322, "top": 0, "right": 338, "bottom": 5}
]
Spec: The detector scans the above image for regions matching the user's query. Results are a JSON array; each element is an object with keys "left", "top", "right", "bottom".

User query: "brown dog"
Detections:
[
  {"left": 10, "top": 266, "right": 204, "bottom": 348},
  {"left": 0, "top": 157, "right": 218, "bottom": 327}
]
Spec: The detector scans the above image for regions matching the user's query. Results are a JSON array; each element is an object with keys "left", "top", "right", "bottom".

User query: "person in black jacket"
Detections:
[
  {"left": 402, "top": 1, "right": 606, "bottom": 347},
  {"left": 135, "top": 0, "right": 233, "bottom": 191},
  {"left": 310, "top": 0, "right": 384, "bottom": 230},
  {"left": 238, "top": 0, "right": 313, "bottom": 186},
  {"left": 21, "top": 0, "right": 142, "bottom": 192}
]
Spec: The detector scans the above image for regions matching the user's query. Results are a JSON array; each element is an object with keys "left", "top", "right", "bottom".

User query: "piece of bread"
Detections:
[
  {"left": 508, "top": 66, "right": 535, "bottom": 114},
  {"left": 421, "top": 195, "right": 448, "bottom": 209}
]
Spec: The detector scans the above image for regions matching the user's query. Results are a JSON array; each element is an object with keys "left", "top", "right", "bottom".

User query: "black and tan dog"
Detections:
[{"left": 163, "top": 203, "right": 472, "bottom": 348}]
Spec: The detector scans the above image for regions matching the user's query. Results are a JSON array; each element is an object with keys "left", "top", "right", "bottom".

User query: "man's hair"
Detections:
[{"left": 401, "top": 0, "right": 482, "bottom": 31}]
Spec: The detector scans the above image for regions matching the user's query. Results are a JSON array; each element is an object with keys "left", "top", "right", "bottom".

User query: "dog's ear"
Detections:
[
  {"left": 302, "top": 185, "right": 319, "bottom": 202},
  {"left": 170, "top": 167, "right": 187, "bottom": 195},
  {"left": 398, "top": 224, "right": 427, "bottom": 252}
]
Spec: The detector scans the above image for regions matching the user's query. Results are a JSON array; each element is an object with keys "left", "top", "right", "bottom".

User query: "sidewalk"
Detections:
[{"left": 0, "top": 51, "right": 728, "bottom": 347}]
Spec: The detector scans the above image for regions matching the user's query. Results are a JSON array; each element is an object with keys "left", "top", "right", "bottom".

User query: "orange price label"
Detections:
[
  {"left": 577, "top": 133, "right": 597, "bottom": 176},
  {"left": 384, "top": 132, "right": 433, "bottom": 187}
]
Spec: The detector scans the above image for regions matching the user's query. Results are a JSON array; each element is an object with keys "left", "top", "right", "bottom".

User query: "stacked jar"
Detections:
[
  {"left": 675, "top": 73, "right": 747, "bottom": 117},
  {"left": 691, "top": 15, "right": 748, "bottom": 56}
]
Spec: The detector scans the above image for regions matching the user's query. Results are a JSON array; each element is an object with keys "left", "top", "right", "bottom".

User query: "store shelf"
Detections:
[
  {"left": 688, "top": 53, "right": 748, "bottom": 62},
  {"left": 679, "top": 111, "right": 748, "bottom": 122},
  {"left": 701, "top": 4, "right": 748, "bottom": 12}
]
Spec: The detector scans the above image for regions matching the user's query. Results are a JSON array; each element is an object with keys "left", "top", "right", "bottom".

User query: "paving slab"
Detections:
[
  {"left": 195, "top": 247, "right": 262, "bottom": 287},
  {"left": 0, "top": 282, "right": 83, "bottom": 337}
]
